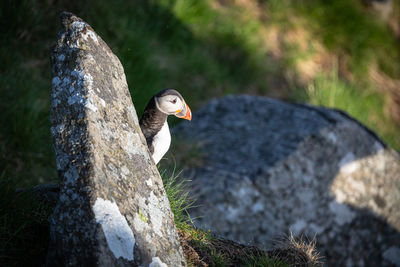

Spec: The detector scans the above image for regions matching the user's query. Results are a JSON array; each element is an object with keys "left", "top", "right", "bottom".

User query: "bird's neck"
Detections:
[{"left": 139, "top": 97, "right": 168, "bottom": 140}]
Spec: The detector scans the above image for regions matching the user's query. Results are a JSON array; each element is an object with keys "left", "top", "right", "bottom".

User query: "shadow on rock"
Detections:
[{"left": 172, "top": 95, "right": 400, "bottom": 266}]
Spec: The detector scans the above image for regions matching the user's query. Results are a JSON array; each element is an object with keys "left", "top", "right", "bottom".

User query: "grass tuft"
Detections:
[
  {"left": 160, "top": 166, "right": 196, "bottom": 230},
  {"left": 268, "top": 233, "right": 322, "bottom": 267},
  {"left": 243, "top": 254, "right": 289, "bottom": 267}
]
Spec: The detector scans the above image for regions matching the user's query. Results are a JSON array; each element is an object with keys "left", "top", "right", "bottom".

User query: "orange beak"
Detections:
[{"left": 175, "top": 103, "right": 192, "bottom": 121}]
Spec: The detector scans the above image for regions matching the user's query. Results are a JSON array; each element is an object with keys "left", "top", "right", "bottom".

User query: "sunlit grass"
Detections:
[
  {"left": 293, "top": 0, "right": 400, "bottom": 79},
  {"left": 305, "top": 70, "right": 400, "bottom": 149},
  {"left": 160, "top": 166, "right": 196, "bottom": 230}
]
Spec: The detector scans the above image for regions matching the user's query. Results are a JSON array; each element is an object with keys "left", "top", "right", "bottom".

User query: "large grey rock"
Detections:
[
  {"left": 174, "top": 95, "right": 400, "bottom": 266},
  {"left": 48, "top": 12, "right": 185, "bottom": 266}
]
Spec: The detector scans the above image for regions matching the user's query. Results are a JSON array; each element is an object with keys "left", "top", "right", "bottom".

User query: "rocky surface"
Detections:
[
  {"left": 173, "top": 95, "right": 400, "bottom": 266},
  {"left": 48, "top": 12, "right": 185, "bottom": 266}
]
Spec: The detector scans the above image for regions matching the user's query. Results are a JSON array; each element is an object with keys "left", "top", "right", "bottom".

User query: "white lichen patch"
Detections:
[
  {"left": 55, "top": 150, "right": 69, "bottom": 171},
  {"left": 82, "top": 30, "right": 99, "bottom": 44},
  {"left": 83, "top": 73, "right": 93, "bottom": 90},
  {"left": 52, "top": 97, "right": 61, "bottom": 107},
  {"left": 146, "top": 178, "right": 153, "bottom": 187},
  {"left": 224, "top": 205, "right": 240, "bottom": 222},
  {"left": 251, "top": 201, "right": 264, "bottom": 213},
  {"left": 121, "top": 165, "right": 130, "bottom": 176},
  {"left": 67, "top": 91, "right": 84, "bottom": 105},
  {"left": 133, "top": 211, "right": 149, "bottom": 232},
  {"left": 82, "top": 73, "right": 99, "bottom": 112},
  {"left": 290, "top": 219, "right": 307, "bottom": 235},
  {"left": 64, "top": 166, "right": 79, "bottom": 184},
  {"left": 58, "top": 69, "right": 100, "bottom": 113},
  {"left": 51, "top": 76, "right": 63, "bottom": 107},
  {"left": 71, "top": 21, "right": 86, "bottom": 31},
  {"left": 59, "top": 193, "right": 69, "bottom": 203},
  {"left": 62, "top": 76, "right": 71, "bottom": 85},
  {"left": 338, "top": 153, "right": 355, "bottom": 167},
  {"left": 149, "top": 257, "right": 168, "bottom": 267},
  {"left": 326, "top": 132, "right": 337, "bottom": 143},
  {"left": 57, "top": 54, "right": 65, "bottom": 61},
  {"left": 328, "top": 201, "right": 355, "bottom": 226},
  {"left": 93, "top": 198, "right": 135, "bottom": 261},
  {"left": 333, "top": 189, "right": 347, "bottom": 203},
  {"left": 124, "top": 131, "right": 149, "bottom": 159},
  {"left": 51, "top": 123, "right": 65, "bottom": 136},
  {"left": 148, "top": 191, "right": 164, "bottom": 237},
  {"left": 99, "top": 98, "right": 106, "bottom": 107},
  {"left": 63, "top": 70, "right": 84, "bottom": 105},
  {"left": 373, "top": 141, "right": 384, "bottom": 151},
  {"left": 52, "top": 76, "right": 62, "bottom": 91},
  {"left": 382, "top": 247, "right": 400, "bottom": 265},
  {"left": 85, "top": 98, "right": 98, "bottom": 112},
  {"left": 340, "top": 161, "right": 360, "bottom": 175},
  {"left": 309, "top": 222, "right": 325, "bottom": 235}
]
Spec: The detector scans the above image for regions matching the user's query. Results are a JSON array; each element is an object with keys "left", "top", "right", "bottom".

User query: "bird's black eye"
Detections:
[{"left": 171, "top": 99, "right": 177, "bottom": 104}]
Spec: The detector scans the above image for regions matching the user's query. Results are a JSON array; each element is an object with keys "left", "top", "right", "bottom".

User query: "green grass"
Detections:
[
  {"left": 269, "top": 0, "right": 400, "bottom": 79},
  {"left": 94, "top": 0, "right": 274, "bottom": 111},
  {"left": 303, "top": 69, "right": 400, "bottom": 149},
  {"left": 0, "top": 0, "right": 88, "bottom": 186},
  {"left": 301, "top": 0, "right": 400, "bottom": 79},
  {"left": 209, "top": 249, "right": 229, "bottom": 266},
  {"left": 243, "top": 255, "right": 289, "bottom": 267},
  {"left": 160, "top": 167, "right": 196, "bottom": 230}
]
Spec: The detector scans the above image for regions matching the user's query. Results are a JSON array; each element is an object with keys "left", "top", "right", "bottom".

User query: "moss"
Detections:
[{"left": 138, "top": 209, "right": 148, "bottom": 223}]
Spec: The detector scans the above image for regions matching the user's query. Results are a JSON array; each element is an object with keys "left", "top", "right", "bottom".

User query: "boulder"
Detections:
[
  {"left": 173, "top": 95, "right": 400, "bottom": 266},
  {"left": 48, "top": 12, "right": 185, "bottom": 266}
]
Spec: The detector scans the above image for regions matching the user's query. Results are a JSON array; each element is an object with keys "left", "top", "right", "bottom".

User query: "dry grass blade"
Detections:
[{"left": 267, "top": 232, "right": 323, "bottom": 267}]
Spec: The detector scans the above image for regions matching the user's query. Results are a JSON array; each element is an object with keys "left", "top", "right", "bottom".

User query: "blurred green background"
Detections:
[{"left": 1, "top": 0, "right": 400, "bottom": 187}]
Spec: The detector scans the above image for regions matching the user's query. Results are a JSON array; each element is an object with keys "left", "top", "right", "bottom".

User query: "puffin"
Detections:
[{"left": 139, "top": 89, "right": 192, "bottom": 164}]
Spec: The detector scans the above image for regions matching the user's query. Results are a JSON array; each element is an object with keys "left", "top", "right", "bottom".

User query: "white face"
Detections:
[{"left": 155, "top": 94, "right": 185, "bottom": 115}]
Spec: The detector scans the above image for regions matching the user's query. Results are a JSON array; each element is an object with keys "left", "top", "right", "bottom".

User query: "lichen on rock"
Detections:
[
  {"left": 93, "top": 198, "right": 135, "bottom": 261},
  {"left": 48, "top": 12, "right": 185, "bottom": 266}
]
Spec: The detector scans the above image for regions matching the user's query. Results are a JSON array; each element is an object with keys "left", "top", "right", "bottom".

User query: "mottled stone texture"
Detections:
[
  {"left": 174, "top": 95, "right": 400, "bottom": 267},
  {"left": 48, "top": 12, "right": 185, "bottom": 266}
]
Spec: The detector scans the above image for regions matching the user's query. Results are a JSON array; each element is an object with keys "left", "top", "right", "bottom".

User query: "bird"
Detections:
[{"left": 139, "top": 89, "right": 192, "bottom": 164}]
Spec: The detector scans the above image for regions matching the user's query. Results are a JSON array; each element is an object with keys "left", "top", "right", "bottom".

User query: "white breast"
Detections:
[{"left": 151, "top": 121, "right": 171, "bottom": 164}]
